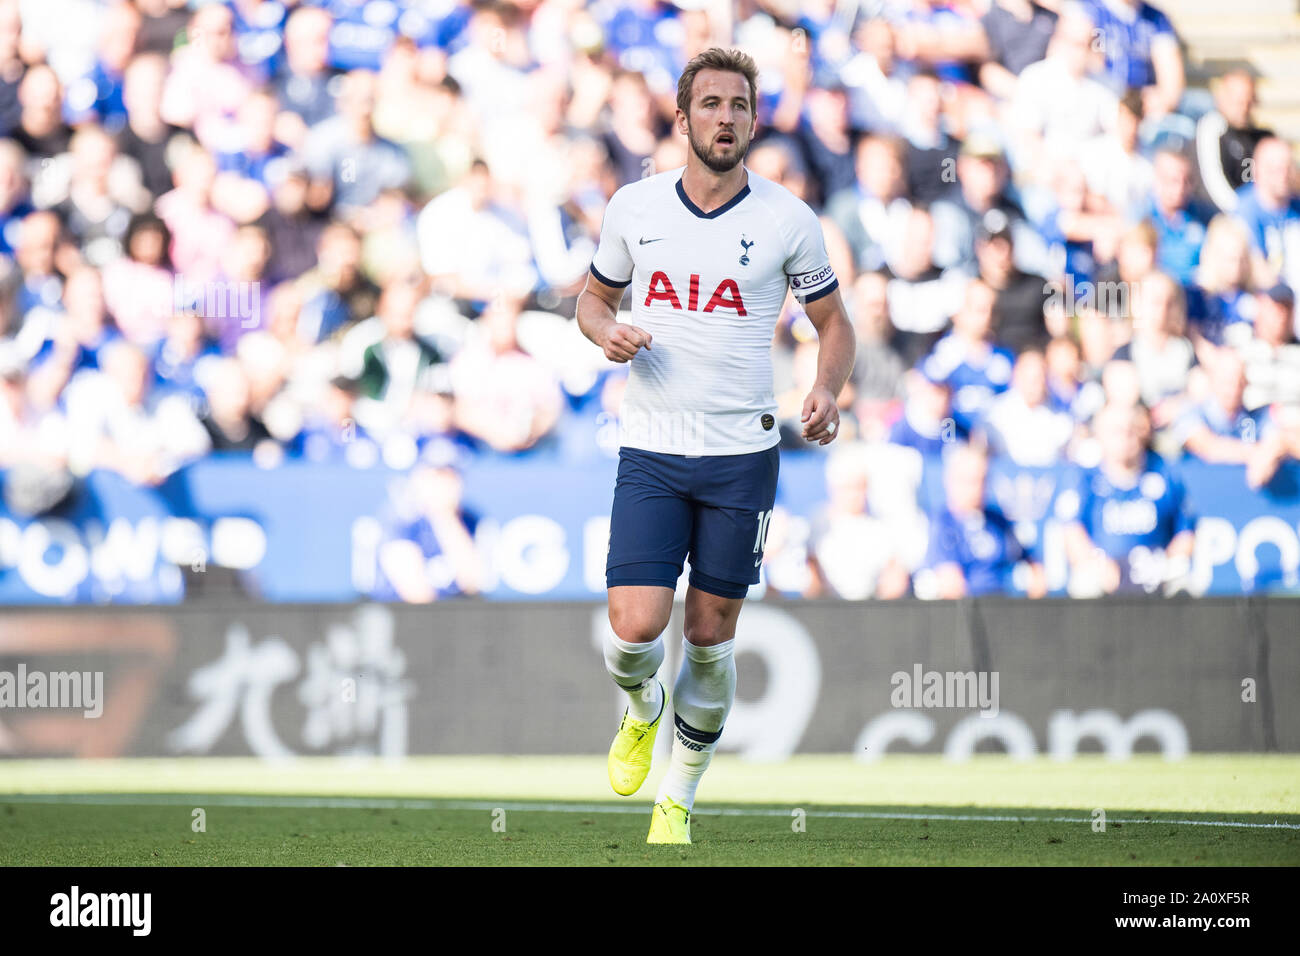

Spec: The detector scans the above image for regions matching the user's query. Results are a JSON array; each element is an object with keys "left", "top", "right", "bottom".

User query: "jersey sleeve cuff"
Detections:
[{"left": 590, "top": 263, "right": 631, "bottom": 289}]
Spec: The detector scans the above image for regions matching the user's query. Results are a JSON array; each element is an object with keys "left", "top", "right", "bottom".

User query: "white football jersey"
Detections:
[{"left": 590, "top": 166, "right": 838, "bottom": 456}]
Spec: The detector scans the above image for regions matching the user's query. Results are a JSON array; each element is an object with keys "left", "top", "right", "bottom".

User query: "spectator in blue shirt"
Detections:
[
  {"left": 294, "top": 374, "right": 381, "bottom": 467},
  {"left": 1060, "top": 401, "right": 1195, "bottom": 594},
  {"left": 63, "top": 0, "right": 138, "bottom": 132},
  {"left": 229, "top": 0, "right": 290, "bottom": 77},
  {"left": 889, "top": 365, "right": 967, "bottom": 455},
  {"left": 1177, "top": 349, "right": 1289, "bottom": 489},
  {"left": 1037, "top": 161, "right": 1107, "bottom": 285},
  {"left": 1081, "top": 0, "right": 1184, "bottom": 119},
  {"left": 322, "top": 0, "right": 403, "bottom": 73},
  {"left": 296, "top": 221, "right": 381, "bottom": 343},
  {"left": 610, "top": 1, "right": 700, "bottom": 96},
  {"left": 890, "top": 0, "right": 986, "bottom": 87},
  {"left": 920, "top": 278, "right": 1015, "bottom": 434},
  {"left": 924, "top": 442, "right": 1045, "bottom": 597},
  {"left": 151, "top": 308, "right": 221, "bottom": 404},
  {"left": 1234, "top": 136, "right": 1300, "bottom": 287},
  {"left": 272, "top": 5, "right": 338, "bottom": 147},
  {"left": 373, "top": 441, "right": 482, "bottom": 602},
  {"left": 26, "top": 265, "right": 121, "bottom": 411},
  {"left": 215, "top": 89, "right": 290, "bottom": 191},
  {"left": 1140, "top": 148, "right": 1213, "bottom": 286},
  {"left": 9, "top": 209, "right": 64, "bottom": 323},
  {"left": 1185, "top": 214, "right": 1256, "bottom": 348}
]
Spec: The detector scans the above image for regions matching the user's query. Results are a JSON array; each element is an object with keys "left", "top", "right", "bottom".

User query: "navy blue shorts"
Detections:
[{"left": 605, "top": 445, "right": 780, "bottom": 599}]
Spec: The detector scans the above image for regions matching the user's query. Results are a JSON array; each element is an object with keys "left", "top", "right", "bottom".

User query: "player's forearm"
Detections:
[
  {"left": 576, "top": 286, "right": 619, "bottom": 349},
  {"left": 811, "top": 311, "right": 856, "bottom": 398}
]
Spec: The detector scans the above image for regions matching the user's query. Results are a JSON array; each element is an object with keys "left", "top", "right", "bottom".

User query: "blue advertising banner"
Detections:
[{"left": 1, "top": 453, "right": 1298, "bottom": 603}]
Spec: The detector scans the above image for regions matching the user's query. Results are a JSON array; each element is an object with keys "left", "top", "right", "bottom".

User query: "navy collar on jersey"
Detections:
[{"left": 675, "top": 174, "right": 751, "bottom": 219}]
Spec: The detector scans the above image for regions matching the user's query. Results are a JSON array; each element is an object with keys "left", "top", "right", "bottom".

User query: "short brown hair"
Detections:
[{"left": 675, "top": 47, "right": 758, "bottom": 117}]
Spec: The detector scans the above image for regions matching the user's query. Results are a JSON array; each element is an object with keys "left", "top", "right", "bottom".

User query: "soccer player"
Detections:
[{"left": 575, "top": 48, "right": 856, "bottom": 845}]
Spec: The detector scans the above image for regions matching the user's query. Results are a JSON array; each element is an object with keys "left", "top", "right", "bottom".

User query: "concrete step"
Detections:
[
  {"left": 1186, "top": 54, "right": 1300, "bottom": 95},
  {"left": 1256, "top": 79, "right": 1300, "bottom": 107},
  {"left": 1253, "top": 107, "right": 1300, "bottom": 142},
  {"left": 1241, "top": 44, "right": 1300, "bottom": 78},
  {"left": 1256, "top": 104, "right": 1300, "bottom": 128},
  {"left": 1165, "top": 0, "right": 1296, "bottom": 15},
  {"left": 1170, "top": 15, "right": 1300, "bottom": 46}
]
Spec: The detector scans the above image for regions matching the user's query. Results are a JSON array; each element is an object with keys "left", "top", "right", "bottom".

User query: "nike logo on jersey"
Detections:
[{"left": 639, "top": 236, "right": 665, "bottom": 245}]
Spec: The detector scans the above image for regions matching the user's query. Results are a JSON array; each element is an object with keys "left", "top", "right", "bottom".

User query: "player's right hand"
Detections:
[{"left": 601, "top": 323, "right": 652, "bottom": 363}]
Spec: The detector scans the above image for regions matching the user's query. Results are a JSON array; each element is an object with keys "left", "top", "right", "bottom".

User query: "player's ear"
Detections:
[{"left": 675, "top": 108, "right": 688, "bottom": 138}]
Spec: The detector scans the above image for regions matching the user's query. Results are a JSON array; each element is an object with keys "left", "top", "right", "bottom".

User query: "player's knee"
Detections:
[
  {"left": 608, "top": 604, "right": 668, "bottom": 644},
  {"left": 683, "top": 617, "right": 732, "bottom": 647}
]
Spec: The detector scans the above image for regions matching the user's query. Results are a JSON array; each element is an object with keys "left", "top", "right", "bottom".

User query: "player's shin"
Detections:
[
  {"left": 603, "top": 632, "right": 665, "bottom": 722},
  {"left": 656, "top": 637, "right": 736, "bottom": 810}
]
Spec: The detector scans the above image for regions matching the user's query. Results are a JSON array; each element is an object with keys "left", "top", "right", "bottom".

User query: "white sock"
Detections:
[
  {"left": 656, "top": 638, "right": 735, "bottom": 810},
  {"left": 603, "top": 632, "right": 664, "bottom": 723}
]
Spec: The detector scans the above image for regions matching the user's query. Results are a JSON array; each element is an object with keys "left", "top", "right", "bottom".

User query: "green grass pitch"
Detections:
[{"left": 1, "top": 755, "right": 1297, "bottom": 866}]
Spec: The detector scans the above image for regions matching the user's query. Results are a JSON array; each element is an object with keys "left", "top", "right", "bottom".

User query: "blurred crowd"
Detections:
[{"left": 0, "top": 0, "right": 1298, "bottom": 602}]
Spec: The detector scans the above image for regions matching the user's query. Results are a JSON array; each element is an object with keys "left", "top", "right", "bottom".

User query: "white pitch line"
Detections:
[{"left": 3, "top": 793, "right": 1299, "bottom": 830}]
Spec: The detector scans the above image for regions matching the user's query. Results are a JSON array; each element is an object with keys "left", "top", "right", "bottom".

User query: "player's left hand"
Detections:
[{"left": 800, "top": 386, "right": 840, "bottom": 445}]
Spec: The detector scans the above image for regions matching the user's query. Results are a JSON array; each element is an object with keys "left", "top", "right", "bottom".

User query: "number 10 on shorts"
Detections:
[{"left": 753, "top": 509, "right": 773, "bottom": 567}]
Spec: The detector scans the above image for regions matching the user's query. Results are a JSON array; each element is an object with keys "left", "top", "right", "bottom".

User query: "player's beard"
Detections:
[{"left": 687, "top": 122, "right": 749, "bottom": 173}]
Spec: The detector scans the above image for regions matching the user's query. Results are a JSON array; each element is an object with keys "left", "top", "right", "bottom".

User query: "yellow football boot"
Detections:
[
  {"left": 607, "top": 681, "right": 664, "bottom": 796},
  {"left": 646, "top": 796, "right": 692, "bottom": 845}
]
